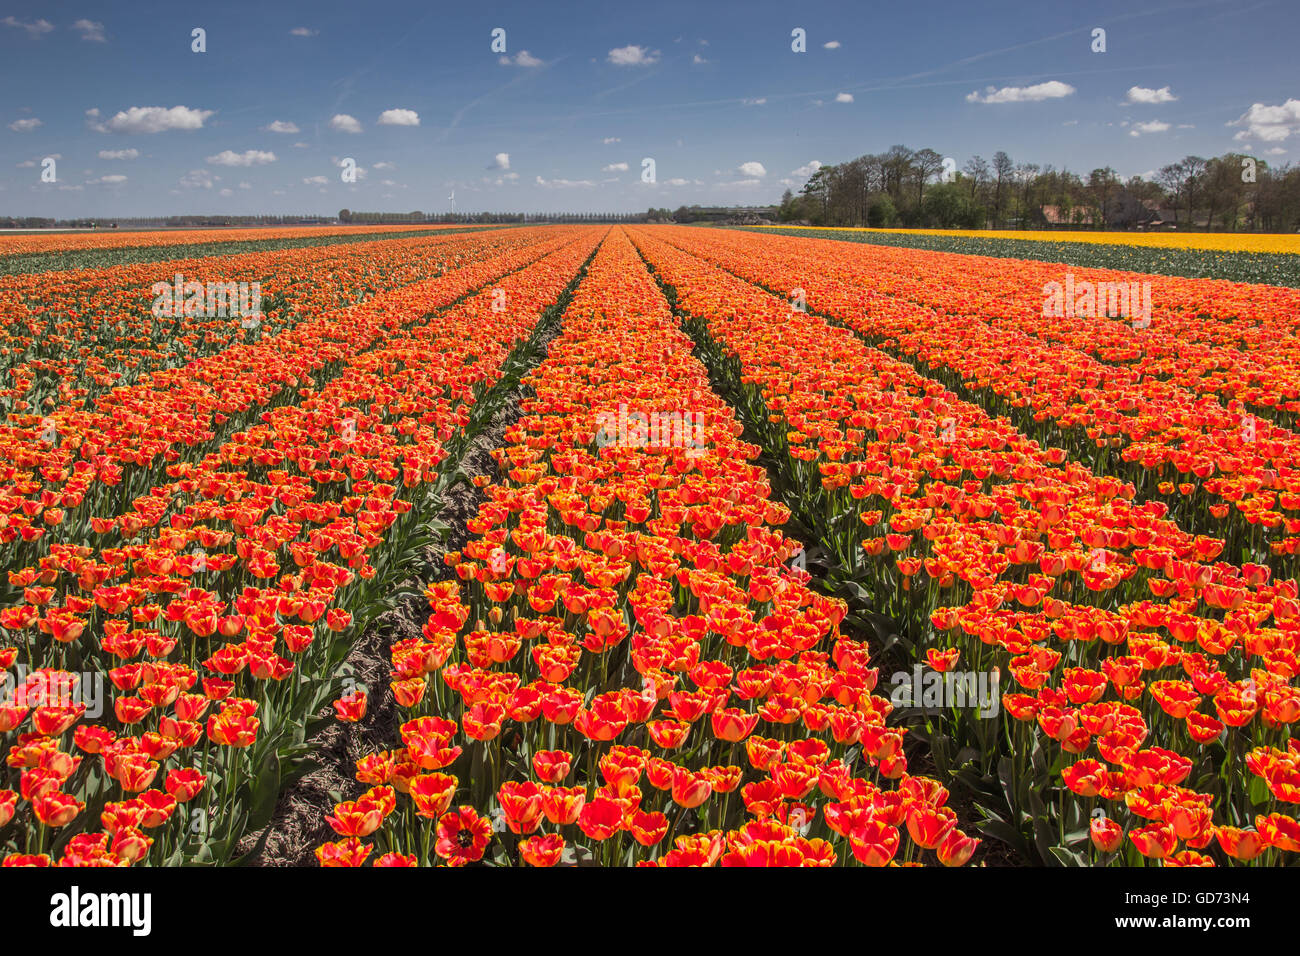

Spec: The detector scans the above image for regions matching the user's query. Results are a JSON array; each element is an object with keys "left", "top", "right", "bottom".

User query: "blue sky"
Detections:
[{"left": 1, "top": 0, "right": 1297, "bottom": 216}]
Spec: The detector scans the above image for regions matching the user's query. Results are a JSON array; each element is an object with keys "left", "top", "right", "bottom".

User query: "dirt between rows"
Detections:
[{"left": 241, "top": 376, "right": 535, "bottom": 866}]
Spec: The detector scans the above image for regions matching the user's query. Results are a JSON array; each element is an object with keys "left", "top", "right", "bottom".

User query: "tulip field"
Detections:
[{"left": 3, "top": 223, "right": 1300, "bottom": 868}]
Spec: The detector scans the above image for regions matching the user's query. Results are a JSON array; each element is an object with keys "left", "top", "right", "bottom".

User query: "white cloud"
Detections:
[
  {"left": 302, "top": 175, "right": 328, "bottom": 185},
  {"left": 207, "top": 149, "right": 277, "bottom": 166},
  {"left": 742, "top": 97, "right": 767, "bottom": 106},
  {"left": 717, "top": 178, "right": 761, "bottom": 187},
  {"left": 8, "top": 118, "right": 42, "bottom": 132},
  {"left": 603, "top": 137, "right": 621, "bottom": 144},
  {"left": 493, "top": 152, "right": 510, "bottom": 170},
  {"left": 1, "top": 16, "right": 53, "bottom": 37},
  {"left": 264, "top": 120, "right": 300, "bottom": 134},
  {"left": 289, "top": 27, "right": 317, "bottom": 37},
  {"left": 791, "top": 160, "right": 822, "bottom": 178},
  {"left": 238, "top": 181, "right": 252, "bottom": 189},
  {"left": 1129, "top": 120, "right": 1171, "bottom": 137},
  {"left": 1126, "top": 85, "right": 1177, "bottom": 105},
  {"left": 823, "top": 40, "right": 841, "bottom": 49},
  {"left": 293, "top": 141, "right": 310, "bottom": 148},
  {"left": 1266, "top": 146, "right": 1288, "bottom": 155},
  {"left": 330, "top": 113, "right": 362, "bottom": 134},
  {"left": 738, "top": 161, "right": 767, "bottom": 177},
  {"left": 603, "top": 162, "right": 629, "bottom": 172},
  {"left": 98, "top": 148, "right": 139, "bottom": 160},
  {"left": 535, "top": 175, "right": 595, "bottom": 188},
  {"left": 665, "top": 177, "right": 691, "bottom": 186},
  {"left": 499, "top": 50, "right": 543, "bottom": 66},
  {"left": 179, "top": 169, "right": 215, "bottom": 189},
  {"left": 607, "top": 44, "right": 659, "bottom": 66},
  {"left": 377, "top": 108, "right": 419, "bottom": 127},
  {"left": 692, "top": 53, "right": 709, "bottom": 64},
  {"left": 219, "top": 188, "right": 234, "bottom": 197},
  {"left": 966, "top": 80, "right": 1075, "bottom": 104},
  {"left": 99, "top": 105, "right": 213, "bottom": 133},
  {"left": 1230, "top": 99, "right": 1300, "bottom": 142},
  {"left": 373, "top": 161, "right": 395, "bottom": 170},
  {"left": 93, "top": 174, "right": 127, "bottom": 184},
  {"left": 72, "top": 19, "right": 105, "bottom": 42},
  {"left": 835, "top": 92, "right": 854, "bottom": 103}
]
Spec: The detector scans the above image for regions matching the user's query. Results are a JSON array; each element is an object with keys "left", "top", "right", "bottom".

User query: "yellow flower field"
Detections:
[{"left": 757, "top": 224, "right": 1300, "bottom": 255}]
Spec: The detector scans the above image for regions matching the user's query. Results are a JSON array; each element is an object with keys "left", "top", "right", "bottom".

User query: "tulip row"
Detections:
[
  {"left": 0, "top": 228, "right": 578, "bottom": 567},
  {"left": 0, "top": 223, "right": 443, "bottom": 256},
  {"left": 642, "top": 227, "right": 1300, "bottom": 575},
  {"left": 628, "top": 226, "right": 1300, "bottom": 867},
  {"left": 0, "top": 230, "right": 599, "bottom": 866},
  {"left": 746, "top": 226, "right": 1300, "bottom": 416},
  {"left": 1, "top": 227, "right": 521, "bottom": 414},
  {"left": 313, "top": 227, "right": 980, "bottom": 867}
]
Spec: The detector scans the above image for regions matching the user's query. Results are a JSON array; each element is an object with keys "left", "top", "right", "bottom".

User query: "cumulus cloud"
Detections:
[
  {"left": 603, "top": 162, "right": 629, "bottom": 172},
  {"left": 966, "top": 81, "right": 1075, "bottom": 104},
  {"left": 373, "top": 161, "right": 395, "bottom": 169},
  {"left": 692, "top": 53, "right": 709, "bottom": 64},
  {"left": 377, "top": 108, "right": 419, "bottom": 126},
  {"left": 289, "top": 27, "right": 317, "bottom": 37},
  {"left": 603, "top": 137, "right": 621, "bottom": 144},
  {"left": 179, "top": 169, "right": 215, "bottom": 189},
  {"left": 91, "top": 174, "right": 127, "bottom": 184},
  {"left": 98, "top": 148, "right": 139, "bottom": 160},
  {"left": 738, "top": 161, "right": 767, "bottom": 177},
  {"left": 97, "top": 105, "right": 213, "bottom": 133},
  {"left": 607, "top": 44, "right": 659, "bottom": 66},
  {"left": 499, "top": 50, "right": 543, "bottom": 66},
  {"left": 302, "top": 175, "right": 328, "bottom": 185},
  {"left": 1230, "top": 99, "right": 1300, "bottom": 142},
  {"left": 330, "top": 113, "right": 362, "bottom": 134},
  {"left": 823, "top": 40, "right": 841, "bottom": 49},
  {"left": 72, "top": 19, "right": 105, "bottom": 42},
  {"left": 8, "top": 118, "right": 42, "bottom": 132},
  {"left": 207, "top": 149, "right": 277, "bottom": 166},
  {"left": 264, "top": 120, "right": 300, "bottom": 134},
  {"left": 834, "top": 92, "right": 854, "bottom": 103},
  {"left": 791, "top": 160, "right": 822, "bottom": 178},
  {"left": 1, "top": 16, "right": 53, "bottom": 37},
  {"left": 492, "top": 152, "right": 510, "bottom": 170},
  {"left": 1129, "top": 120, "right": 1171, "bottom": 137},
  {"left": 1126, "top": 85, "right": 1177, "bottom": 105}
]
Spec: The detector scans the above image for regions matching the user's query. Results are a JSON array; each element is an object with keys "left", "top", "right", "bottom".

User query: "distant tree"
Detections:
[{"left": 991, "top": 151, "right": 1014, "bottom": 228}]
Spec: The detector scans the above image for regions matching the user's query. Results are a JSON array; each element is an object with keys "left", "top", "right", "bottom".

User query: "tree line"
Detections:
[{"left": 777, "top": 146, "right": 1300, "bottom": 232}]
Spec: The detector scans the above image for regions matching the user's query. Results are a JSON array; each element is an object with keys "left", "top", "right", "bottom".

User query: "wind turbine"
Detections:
[{"left": 448, "top": 190, "right": 456, "bottom": 216}]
